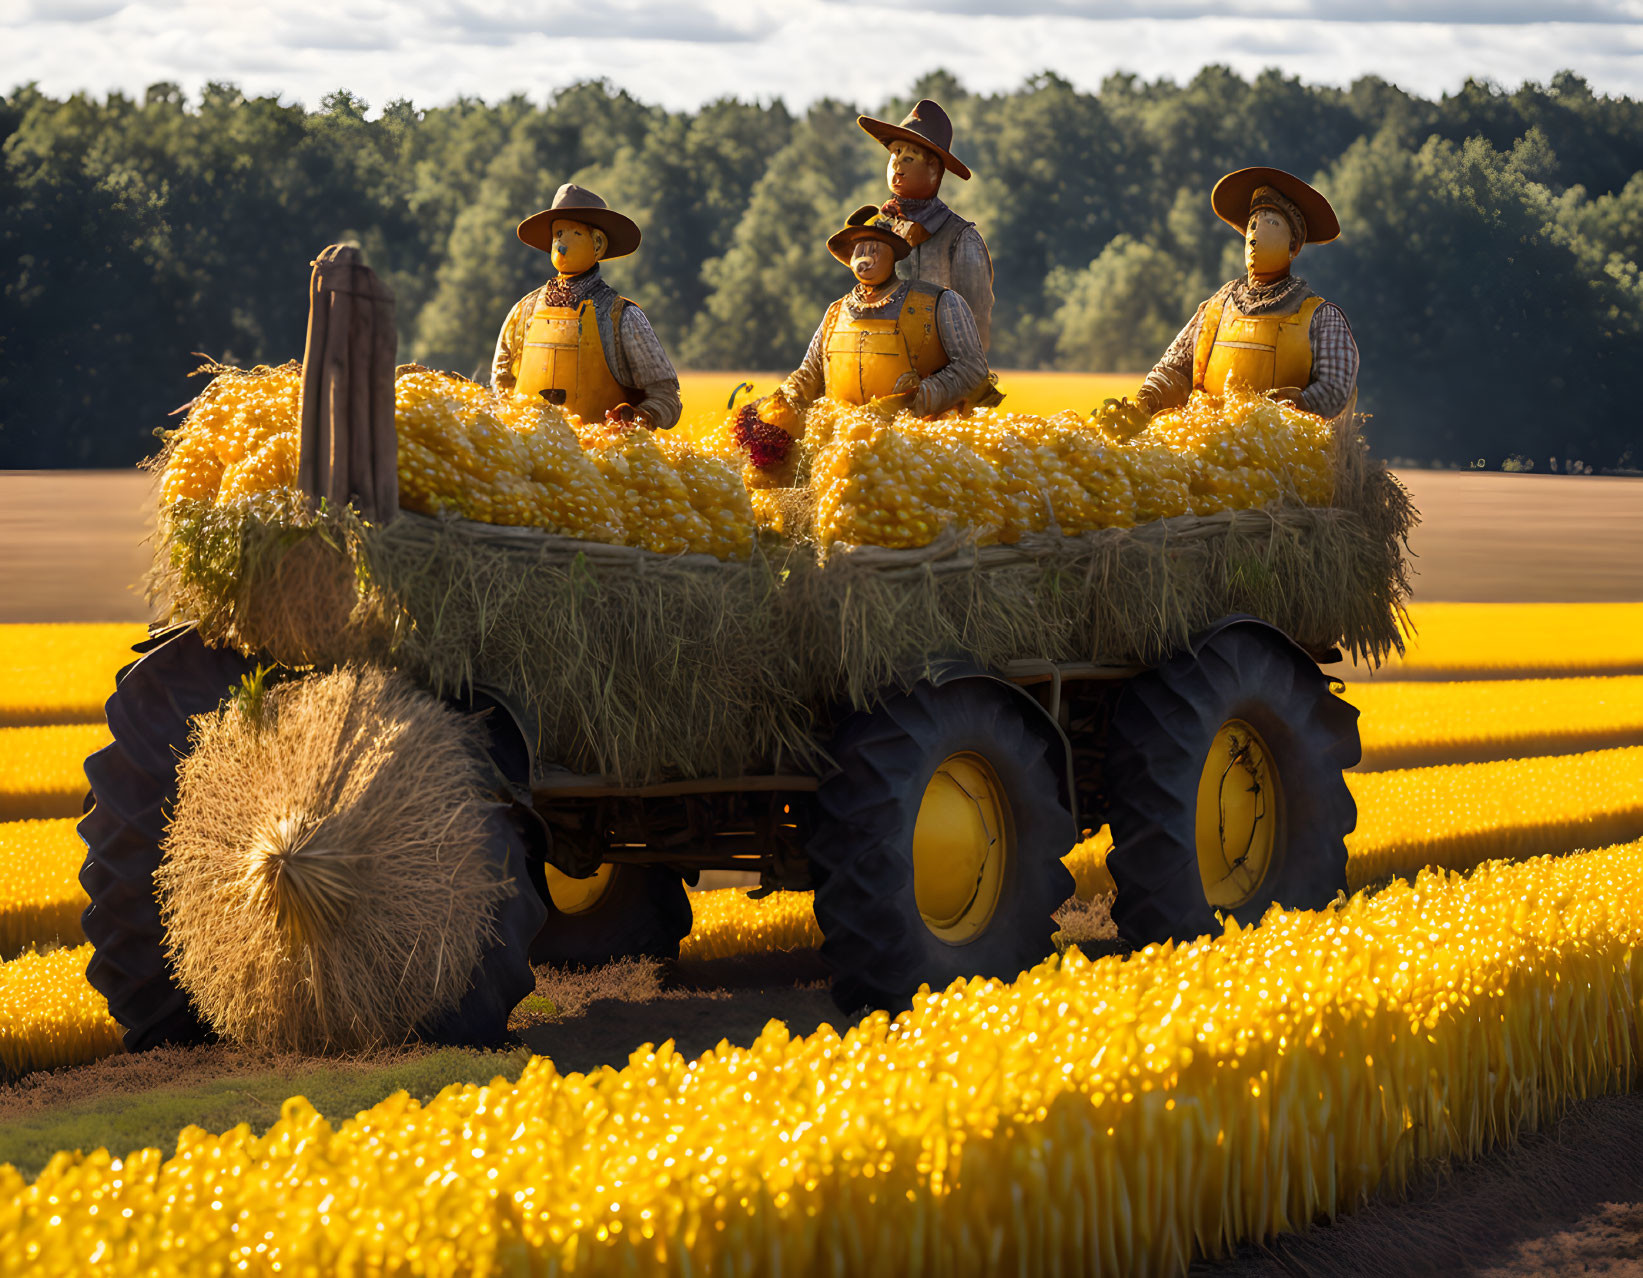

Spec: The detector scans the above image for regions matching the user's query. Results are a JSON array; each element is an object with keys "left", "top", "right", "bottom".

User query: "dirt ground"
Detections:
[{"left": 2, "top": 468, "right": 1640, "bottom": 623}]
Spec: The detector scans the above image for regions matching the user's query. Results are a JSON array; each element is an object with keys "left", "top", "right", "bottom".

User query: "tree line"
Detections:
[{"left": 2, "top": 68, "right": 1639, "bottom": 469}]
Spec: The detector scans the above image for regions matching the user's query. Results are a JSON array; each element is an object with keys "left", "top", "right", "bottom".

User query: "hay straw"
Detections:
[
  {"left": 156, "top": 667, "right": 509, "bottom": 1052},
  {"left": 148, "top": 429, "right": 1414, "bottom": 785}
]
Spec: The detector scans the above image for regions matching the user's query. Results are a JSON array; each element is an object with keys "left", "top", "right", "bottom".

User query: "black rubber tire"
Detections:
[
  {"left": 78, "top": 627, "right": 254, "bottom": 1052},
  {"left": 1104, "top": 624, "right": 1359, "bottom": 947},
  {"left": 808, "top": 679, "right": 1076, "bottom": 1013},
  {"left": 417, "top": 803, "right": 547, "bottom": 1046},
  {"left": 527, "top": 862, "right": 693, "bottom": 968}
]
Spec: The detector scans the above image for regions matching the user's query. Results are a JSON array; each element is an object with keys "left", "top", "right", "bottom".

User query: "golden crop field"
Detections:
[
  {"left": 1348, "top": 674, "right": 1643, "bottom": 769},
  {"left": 1371, "top": 602, "right": 1643, "bottom": 678},
  {"left": 4, "top": 603, "right": 1643, "bottom": 1273},
  {"left": 7, "top": 842, "right": 1643, "bottom": 1273}
]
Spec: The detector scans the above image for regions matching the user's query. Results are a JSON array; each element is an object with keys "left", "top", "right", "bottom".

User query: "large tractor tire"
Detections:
[
  {"left": 1103, "top": 623, "right": 1359, "bottom": 947},
  {"left": 417, "top": 802, "right": 546, "bottom": 1046},
  {"left": 79, "top": 627, "right": 253, "bottom": 1052},
  {"left": 527, "top": 861, "right": 693, "bottom": 968},
  {"left": 809, "top": 679, "right": 1076, "bottom": 1013}
]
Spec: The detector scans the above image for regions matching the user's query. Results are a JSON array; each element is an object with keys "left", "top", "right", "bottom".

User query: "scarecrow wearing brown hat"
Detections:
[
  {"left": 854, "top": 98, "right": 996, "bottom": 351},
  {"left": 491, "top": 183, "right": 682, "bottom": 430},
  {"left": 752, "top": 207, "right": 991, "bottom": 449},
  {"left": 1101, "top": 167, "right": 1359, "bottom": 433}
]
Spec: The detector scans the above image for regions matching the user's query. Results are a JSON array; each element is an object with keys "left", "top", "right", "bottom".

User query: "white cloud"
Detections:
[{"left": 2, "top": 0, "right": 1640, "bottom": 112}]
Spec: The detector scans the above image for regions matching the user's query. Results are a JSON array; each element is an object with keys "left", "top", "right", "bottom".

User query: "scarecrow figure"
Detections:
[
  {"left": 754, "top": 206, "right": 991, "bottom": 448},
  {"left": 854, "top": 98, "right": 995, "bottom": 352},
  {"left": 492, "top": 184, "right": 682, "bottom": 430},
  {"left": 1101, "top": 168, "right": 1359, "bottom": 434}
]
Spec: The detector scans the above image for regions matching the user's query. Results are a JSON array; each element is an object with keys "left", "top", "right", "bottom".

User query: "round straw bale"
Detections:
[{"left": 156, "top": 665, "right": 512, "bottom": 1052}]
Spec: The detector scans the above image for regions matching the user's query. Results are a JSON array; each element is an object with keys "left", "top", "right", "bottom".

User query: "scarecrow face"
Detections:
[
  {"left": 850, "top": 239, "right": 896, "bottom": 288},
  {"left": 550, "top": 218, "right": 606, "bottom": 276},
  {"left": 1245, "top": 207, "right": 1299, "bottom": 279},
  {"left": 887, "top": 139, "right": 943, "bottom": 201}
]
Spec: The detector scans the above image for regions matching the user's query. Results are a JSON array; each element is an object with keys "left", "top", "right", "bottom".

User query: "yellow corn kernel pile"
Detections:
[
  {"left": 1346, "top": 745, "right": 1643, "bottom": 884},
  {"left": 8, "top": 842, "right": 1643, "bottom": 1274},
  {"left": 1348, "top": 674, "right": 1643, "bottom": 770},
  {"left": 773, "top": 390, "right": 1335, "bottom": 550},
  {"left": 157, "top": 366, "right": 754, "bottom": 558},
  {"left": 0, "top": 624, "right": 144, "bottom": 728},
  {"left": 157, "top": 364, "right": 302, "bottom": 505},
  {"left": 678, "top": 887, "right": 822, "bottom": 961},
  {"left": 1380, "top": 602, "right": 1643, "bottom": 678},
  {"left": 0, "top": 724, "right": 111, "bottom": 822},
  {"left": 0, "top": 821, "right": 88, "bottom": 959},
  {"left": 0, "top": 943, "right": 121, "bottom": 1076}
]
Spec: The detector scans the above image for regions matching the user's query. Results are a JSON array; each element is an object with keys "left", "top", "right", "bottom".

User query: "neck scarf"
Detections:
[
  {"left": 540, "top": 265, "right": 602, "bottom": 308},
  {"left": 879, "top": 195, "right": 946, "bottom": 231},
  {"left": 1231, "top": 272, "right": 1310, "bottom": 316},
  {"left": 848, "top": 277, "right": 909, "bottom": 316}
]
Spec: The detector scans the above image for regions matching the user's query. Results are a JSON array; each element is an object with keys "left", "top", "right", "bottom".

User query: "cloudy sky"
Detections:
[{"left": 4, "top": 1, "right": 1642, "bottom": 111}]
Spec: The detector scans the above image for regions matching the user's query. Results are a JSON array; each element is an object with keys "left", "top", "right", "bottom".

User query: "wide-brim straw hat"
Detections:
[
  {"left": 517, "top": 184, "right": 642, "bottom": 259},
  {"left": 827, "top": 204, "right": 911, "bottom": 266},
  {"left": 1211, "top": 167, "right": 1340, "bottom": 244},
  {"left": 857, "top": 98, "right": 972, "bottom": 181}
]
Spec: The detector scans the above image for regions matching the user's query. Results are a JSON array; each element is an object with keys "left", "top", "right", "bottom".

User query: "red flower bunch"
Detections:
[{"left": 732, "top": 404, "right": 794, "bottom": 469}]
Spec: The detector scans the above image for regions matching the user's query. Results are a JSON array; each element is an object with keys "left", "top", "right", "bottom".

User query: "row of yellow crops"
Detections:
[
  {"left": 0, "top": 821, "right": 87, "bottom": 959},
  {"left": 1370, "top": 601, "right": 1643, "bottom": 678},
  {"left": 0, "top": 945, "right": 120, "bottom": 1078},
  {"left": 0, "top": 625, "right": 140, "bottom": 728},
  {"left": 0, "top": 725, "right": 111, "bottom": 822},
  {"left": 7, "top": 840, "right": 1643, "bottom": 1275},
  {"left": 7, "top": 739, "right": 1643, "bottom": 972},
  {"left": 1345, "top": 673, "right": 1643, "bottom": 769}
]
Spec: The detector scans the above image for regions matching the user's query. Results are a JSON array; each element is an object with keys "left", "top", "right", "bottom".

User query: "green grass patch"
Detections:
[{"left": 0, "top": 1046, "right": 533, "bottom": 1179}]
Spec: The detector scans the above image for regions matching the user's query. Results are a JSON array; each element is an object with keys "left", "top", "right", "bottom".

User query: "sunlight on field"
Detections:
[
  {"left": 0, "top": 623, "right": 145, "bottom": 726},
  {"left": 674, "top": 369, "right": 1142, "bottom": 442},
  {"left": 1385, "top": 602, "right": 1643, "bottom": 677}
]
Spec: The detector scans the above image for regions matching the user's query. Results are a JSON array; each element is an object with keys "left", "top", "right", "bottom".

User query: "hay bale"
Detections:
[
  {"left": 148, "top": 430, "right": 1415, "bottom": 786},
  {"left": 156, "top": 667, "right": 509, "bottom": 1053}
]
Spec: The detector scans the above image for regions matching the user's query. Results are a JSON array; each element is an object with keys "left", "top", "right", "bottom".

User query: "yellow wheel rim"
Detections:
[
  {"left": 912, "top": 752, "right": 1010, "bottom": 944},
  {"left": 545, "top": 863, "right": 615, "bottom": 916},
  {"left": 1195, "top": 718, "right": 1282, "bottom": 910}
]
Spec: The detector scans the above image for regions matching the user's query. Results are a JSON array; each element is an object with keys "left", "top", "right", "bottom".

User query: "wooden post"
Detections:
[{"left": 297, "top": 244, "right": 398, "bottom": 524}]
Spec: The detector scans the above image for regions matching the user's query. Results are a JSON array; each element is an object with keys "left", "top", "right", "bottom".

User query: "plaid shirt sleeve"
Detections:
[
  {"left": 1300, "top": 303, "right": 1359, "bottom": 418},
  {"left": 612, "top": 304, "right": 683, "bottom": 431},
  {"left": 491, "top": 293, "right": 532, "bottom": 391},
  {"left": 781, "top": 312, "right": 831, "bottom": 407},
  {"left": 1139, "top": 301, "right": 1208, "bottom": 413},
  {"left": 914, "top": 290, "right": 990, "bottom": 417}
]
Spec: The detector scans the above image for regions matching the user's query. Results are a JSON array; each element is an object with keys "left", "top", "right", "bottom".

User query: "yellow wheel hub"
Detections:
[
  {"left": 1195, "top": 718, "right": 1281, "bottom": 910},
  {"left": 545, "top": 863, "right": 615, "bottom": 916},
  {"left": 912, "top": 752, "right": 1010, "bottom": 944}
]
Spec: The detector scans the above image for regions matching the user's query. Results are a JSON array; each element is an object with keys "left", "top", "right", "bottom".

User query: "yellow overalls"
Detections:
[
  {"left": 821, "top": 282, "right": 949, "bottom": 405},
  {"left": 512, "top": 293, "right": 634, "bottom": 422},
  {"left": 1192, "top": 293, "right": 1326, "bottom": 398}
]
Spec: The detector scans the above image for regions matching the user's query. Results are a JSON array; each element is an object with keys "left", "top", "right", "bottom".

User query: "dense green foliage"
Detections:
[{"left": 2, "top": 69, "right": 1639, "bottom": 468}]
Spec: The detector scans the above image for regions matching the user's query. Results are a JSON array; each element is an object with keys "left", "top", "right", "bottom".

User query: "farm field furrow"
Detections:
[
  {"left": 1352, "top": 602, "right": 1643, "bottom": 680},
  {"left": 0, "top": 945, "right": 121, "bottom": 1078},
  {"left": 6, "top": 842, "right": 1643, "bottom": 1275},
  {"left": 0, "top": 820, "right": 86, "bottom": 959},
  {"left": 0, "top": 624, "right": 144, "bottom": 727},
  {"left": 0, "top": 724, "right": 111, "bottom": 821},
  {"left": 7, "top": 736, "right": 1643, "bottom": 966},
  {"left": 1348, "top": 674, "right": 1643, "bottom": 770}
]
